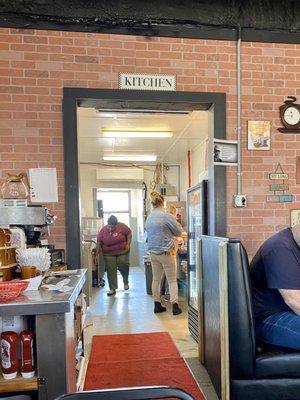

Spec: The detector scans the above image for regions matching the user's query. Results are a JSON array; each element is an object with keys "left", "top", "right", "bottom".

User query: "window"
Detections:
[{"left": 97, "top": 190, "right": 130, "bottom": 227}]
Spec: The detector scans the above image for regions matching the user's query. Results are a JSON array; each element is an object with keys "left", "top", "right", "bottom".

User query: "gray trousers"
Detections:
[
  {"left": 150, "top": 253, "right": 178, "bottom": 304},
  {"left": 103, "top": 252, "right": 130, "bottom": 290}
]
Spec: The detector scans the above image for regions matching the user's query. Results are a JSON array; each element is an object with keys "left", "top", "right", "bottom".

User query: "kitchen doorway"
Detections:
[{"left": 63, "top": 88, "right": 227, "bottom": 268}]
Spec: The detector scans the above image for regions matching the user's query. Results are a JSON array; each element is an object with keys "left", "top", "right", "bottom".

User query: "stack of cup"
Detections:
[{"left": 21, "top": 266, "right": 37, "bottom": 280}]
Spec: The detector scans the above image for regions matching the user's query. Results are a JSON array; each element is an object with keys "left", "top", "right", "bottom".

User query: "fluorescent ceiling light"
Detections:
[
  {"left": 103, "top": 155, "right": 157, "bottom": 162},
  {"left": 96, "top": 108, "right": 191, "bottom": 115},
  {"left": 102, "top": 130, "right": 173, "bottom": 138}
]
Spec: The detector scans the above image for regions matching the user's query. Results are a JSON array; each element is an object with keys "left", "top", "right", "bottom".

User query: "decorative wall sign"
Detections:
[
  {"left": 269, "top": 172, "right": 289, "bottom": 180},
  {"left": 291, "top": 209, "right": 300, "bottom": 227},
  {"left": 266, "top": 163, "right": 294, "bottom": 203},
  {"left": 247, "top": 120, "right": 270, "bottom": 150},
  {"left": 266, "top": 194, "right": 294, "bottom": 203},
  {"left": 119, "top": 73, "right": 176, "bottom": 91},
  {"left": 213, "top": 139, "right": 238, "bottom": 165},
  {"left": 269, "top": 183, "right": 289, "bottom": 191}
]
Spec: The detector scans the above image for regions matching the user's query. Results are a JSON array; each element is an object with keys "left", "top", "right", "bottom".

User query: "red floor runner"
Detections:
[
  {"left": 88, "top": 332, "right": 181, "bottom": 363},
  {"left": 84, "top": 332, "right": 205, "bottom": 400}
]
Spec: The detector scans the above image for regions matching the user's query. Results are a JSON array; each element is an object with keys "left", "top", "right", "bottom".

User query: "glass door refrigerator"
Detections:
[{"left": 187, "top": 180, "right": 208, "bottom": 342}]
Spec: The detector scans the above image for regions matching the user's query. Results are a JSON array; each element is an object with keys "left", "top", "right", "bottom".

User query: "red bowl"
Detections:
[{"left": 0, "top": 281, "right": 29, "bottom": 302}]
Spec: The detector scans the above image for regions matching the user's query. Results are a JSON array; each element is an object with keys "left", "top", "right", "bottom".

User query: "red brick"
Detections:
[
  {"left": 26, "top": 104, "right": 50, "bottom": 111},
  {"left": 36, "top": 45, "right": 61, "bottom": 53},
  {"left": 12, "top": 77, "right": 37, "bottom": 85},
  {"left": 0, "top": 34, "right": 22, "bottom": 43},
  {"left": 25, "top": 87, "right": 50, "bottom": 94},
  {"left": 24, "top": 36, "right": 48, "bottom": 44},
  {"left": 10, "top": 43, "right": 35, "bottom": 51},
  {"left": 26, "top": 120, "right": 51, "bottom": 128},
  {"left": 62, "top": 46, "right": 86, "bottom": 55},
  {"left": 14, "top": 144, "right": 39, "bottom": 152},
  {"left": 25, "top": 70, "right": 49, "bottom": 78},
  {"left": 37, "top": 78, "right": 62, "bottom": 87},
  {"left": 13, "top": 112, "right": 38, "bottom": 120},
  {"left": 24, "top": 53, "right": 49, "bottom": 61},
  {"left": 74, "top": 55, "right": 98, "bottom": 63},
  {"left": 11, "top": 61, "right": 36, "bottom": 69},
  {"left": 2, "top": 153, "right": 26, "bottom": 161},
  {"left": 26, "top": 137, "right": 51, "bottom": 144},
  {"left": 0, "top": 28, "right": 299, "bottom": 255},
  {"left": 0, "top": 86, "right": 23, "bottom": 93},
  {"left": 50, "top": 54, "right": 74, "bottom": 62}
]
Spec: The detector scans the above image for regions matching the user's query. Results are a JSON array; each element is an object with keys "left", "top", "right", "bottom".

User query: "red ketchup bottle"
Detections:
[
  {"left": 0, "top": 331, "right": 18, "bottom": 379},
  {"left": 20, "top": 331, "right": 35, "bottom": 378}
]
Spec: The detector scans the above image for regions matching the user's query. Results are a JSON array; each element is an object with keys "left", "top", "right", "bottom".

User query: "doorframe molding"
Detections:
[{"left": 63, "top": 88, "right": 227, "bottom": 268}]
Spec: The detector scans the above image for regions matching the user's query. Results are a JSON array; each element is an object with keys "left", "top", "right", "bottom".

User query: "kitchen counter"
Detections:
[
  {"left": 0, "top": 269, "right": 87, "bottom": 400},
  {"left": 0, "top": 269, "right": 87, "bottom": 316}
]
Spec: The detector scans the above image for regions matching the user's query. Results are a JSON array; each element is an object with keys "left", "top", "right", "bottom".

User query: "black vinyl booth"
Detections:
[{"left": 199, "top": 236, "right": 300, "bottom": 400}]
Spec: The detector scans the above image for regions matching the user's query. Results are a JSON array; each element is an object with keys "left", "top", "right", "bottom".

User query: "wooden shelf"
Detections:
[
  {"left": 0, "top": 373, "right": 38, "bottom": 393},
  {"left": 0, "top": 263, "right": 17, "bottom": 270}
]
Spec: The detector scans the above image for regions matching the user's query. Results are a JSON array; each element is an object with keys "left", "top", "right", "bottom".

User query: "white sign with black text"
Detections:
[
  {"left": 119, "top": 73, "right": 176, "bottom": 91},
  {"left": 213, "top": 139, "right": 238, "bottom": 166}
]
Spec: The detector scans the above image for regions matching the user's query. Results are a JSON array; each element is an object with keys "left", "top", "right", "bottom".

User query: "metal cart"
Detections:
[{"left": 56, "top": 386, "right": 194, "bottom": 400}]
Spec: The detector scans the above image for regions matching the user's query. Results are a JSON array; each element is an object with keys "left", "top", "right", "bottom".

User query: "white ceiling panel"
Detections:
[{"left": 77, "top": 107, "right": 209, "bottom": 164}]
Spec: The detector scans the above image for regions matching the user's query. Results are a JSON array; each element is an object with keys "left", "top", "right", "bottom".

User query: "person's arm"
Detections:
[
  {"left": 166, "top": 215, "right": 182, "bottom": 237},
  {"left": 279, "top": 289, "right": 300, "bottom": 315},
  {"left": 263, "top": 246, "right": 300, "bottom": 314},
  {"left": 124, "top": 225, "right": 132, "bottom": 250},
  {"left": 126, "top": 232, "right": 132, "bottom": 250}
]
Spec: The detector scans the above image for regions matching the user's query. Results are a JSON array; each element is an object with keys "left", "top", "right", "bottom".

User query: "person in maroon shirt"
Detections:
[{"left": 97, "top": 215, "right": 132, "bottom": 296}]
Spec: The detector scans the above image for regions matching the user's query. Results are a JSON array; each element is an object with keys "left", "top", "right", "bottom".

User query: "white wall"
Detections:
[
  {"left": 180, "top": 139, "right": 208, "bottom": 199},
  {"left": 80, "top": 164, "right": 98, "bottom": 217}
]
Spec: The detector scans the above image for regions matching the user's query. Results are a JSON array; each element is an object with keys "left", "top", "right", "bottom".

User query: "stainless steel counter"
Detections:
[
  {"left": 0, "top": 269, "right": 87, "bottom": 316},
  {"left": 0, "top": 269, "right": 87, "bottom": 400}
]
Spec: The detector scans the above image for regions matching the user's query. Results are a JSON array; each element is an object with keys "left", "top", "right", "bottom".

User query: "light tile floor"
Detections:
[{"left": 85, "top": 266, "right": 218, "bottom": 400}]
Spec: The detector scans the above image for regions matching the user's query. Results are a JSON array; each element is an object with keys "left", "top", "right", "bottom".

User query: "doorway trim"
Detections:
[{"left": 63, "top": 88, "right": 226, "bottom": 268}]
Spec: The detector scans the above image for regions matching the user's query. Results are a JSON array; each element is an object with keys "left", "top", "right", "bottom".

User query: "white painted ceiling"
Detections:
[{"left": 77, "top": 107, "right": 209, "bottom": 165}]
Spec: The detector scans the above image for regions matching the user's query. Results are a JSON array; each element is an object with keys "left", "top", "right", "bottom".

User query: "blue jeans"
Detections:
[{"left": 256, "top": 311, "right": 300, "bottom": 350}]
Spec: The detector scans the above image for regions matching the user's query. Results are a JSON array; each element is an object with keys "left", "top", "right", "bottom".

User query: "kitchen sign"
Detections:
[{"left": 119, "top": 73, "right": 176, "bottom": 91}]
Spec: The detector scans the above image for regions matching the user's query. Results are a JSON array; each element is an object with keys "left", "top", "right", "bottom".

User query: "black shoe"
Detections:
[
  {"left": 99, "top": 278, "right": 105, "bottom": 288},
  {"left": 154, "top": 302, "right": 167, "bottom": 313},
  {"left": 172, "top": 303, "right": 182, "bottom": 315},
  {"left": 107, "top": 289, "right": 116, "bottom": 296},
  {"left": 92, "top": 278, "right": 98, "bottom": 287}
]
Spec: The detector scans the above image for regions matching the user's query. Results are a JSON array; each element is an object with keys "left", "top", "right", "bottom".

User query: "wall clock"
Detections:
[{"left": 278, "top": 96, "right": 300, "bottom": 133}]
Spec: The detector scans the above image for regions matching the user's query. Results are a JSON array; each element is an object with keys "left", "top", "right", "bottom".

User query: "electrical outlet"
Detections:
[{"left": 233, "top": 194, "right": 247, "bottom": 207}]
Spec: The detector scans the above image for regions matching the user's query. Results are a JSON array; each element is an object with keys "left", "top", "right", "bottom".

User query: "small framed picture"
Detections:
[
  {"left": 291, "top": 209, "right": 300, "bottom": 227},
  {"left": 247, "top": 120, "right": 271, "bottom": 150},
  {"left": 213, "top": 139, "right": 238, "bottom": 165}
]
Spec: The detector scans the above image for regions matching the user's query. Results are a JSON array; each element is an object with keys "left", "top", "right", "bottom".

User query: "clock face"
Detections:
[{"left": 283, "top": 106, "right": 300, "bottom": 126}]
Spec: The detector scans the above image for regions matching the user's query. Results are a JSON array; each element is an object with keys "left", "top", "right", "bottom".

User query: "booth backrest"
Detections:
[{"left": 227, "top": 238, "right": 256, "bottom": 379}]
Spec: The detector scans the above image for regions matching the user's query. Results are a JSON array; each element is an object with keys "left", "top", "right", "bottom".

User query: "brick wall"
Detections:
[{"left": 0, "top": 28, "right": 299, "bottom": 257}]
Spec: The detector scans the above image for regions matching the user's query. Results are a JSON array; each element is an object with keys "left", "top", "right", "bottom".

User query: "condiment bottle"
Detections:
[
  {"left": 20, "top": 330, "right": 35, "bottom": 378},
  {"left": 0, "top": 331, "right": 18, "bottom": 379}
]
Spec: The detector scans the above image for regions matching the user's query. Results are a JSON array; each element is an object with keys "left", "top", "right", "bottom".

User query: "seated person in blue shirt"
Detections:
[{"left": 250, "top": 224, "right": 300, "bottom": 350}]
